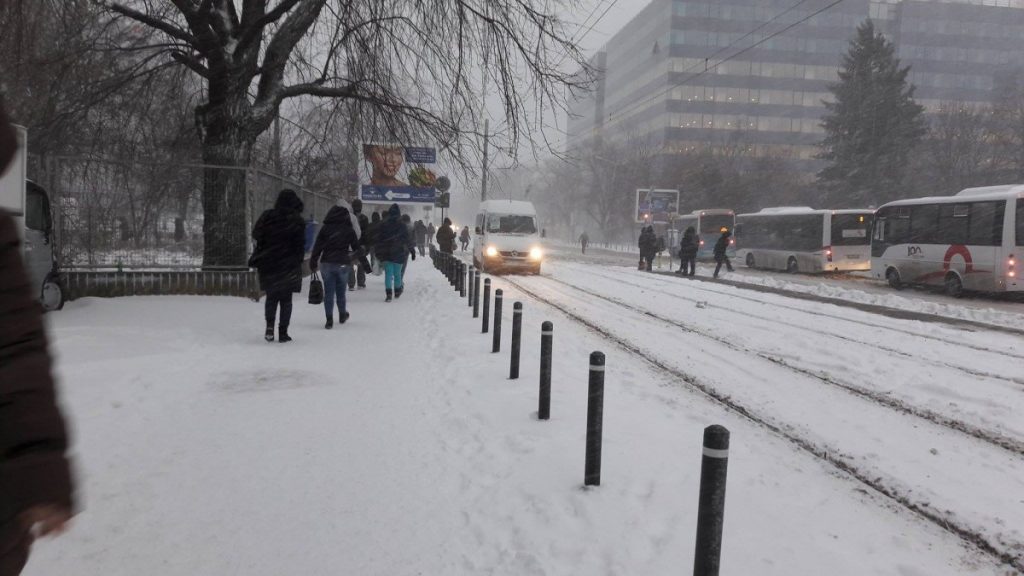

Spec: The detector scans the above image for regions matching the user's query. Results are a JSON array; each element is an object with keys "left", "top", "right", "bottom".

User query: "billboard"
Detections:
[
  {"left": 359, "top": 144, "right": 438, "bottom": 205},
  {"left": 635, "top": 188, "right": 680, "bottom": 223}
]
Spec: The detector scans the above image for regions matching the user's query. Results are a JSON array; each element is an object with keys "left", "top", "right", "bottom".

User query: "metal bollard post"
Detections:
[
  {"left": 693, "top": 425, "right": 730, "bottom": 576},
  {"left": 584, "top": 351, "right": 605, "bottom": 487},
  {"left": 467, "top": 268, "right": 474, "bottom": 306},
  {"left": 510, "top": 302, "right": 523, "bottom": 379},
  {"left": 482, "top": 279, "right": 491, "bottom": 333},
  {"left": 538, "top": 321, "right": 553, "bottom": 420},
  {"left": 458, "top": 262, "right": 465, "bottom": 294},
  {"left": 492, "top": 289, "right": 503, "bottom": 353},
  {"left": 473, "top": 272, "right": 481, "bottom": 318}
]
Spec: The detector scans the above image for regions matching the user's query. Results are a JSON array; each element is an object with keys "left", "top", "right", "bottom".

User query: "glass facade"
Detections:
[{"left": 566, "top": 0, "right": 1024, "bottom": 170}]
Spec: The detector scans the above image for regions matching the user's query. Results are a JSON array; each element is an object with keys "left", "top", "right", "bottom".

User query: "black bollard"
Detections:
[
  {"left": 584, "top": 351, "right": 605, "bottom": 487},
  {"left": 473, "top": 272, "right": 481, "bottom": 318},
  {"left": 467, "top": 268, "right": 475, "bottom": 306},
  {"left": 510, "top": 302, "right": 523, "bottom": 379},
  {"left": 693, "top": 425, "right": 730, "bottom": 576},
  {"left": 538, "top": 321, "right": 553, "bottom": 420},
  {"left": 492, "top": 289, "right": 503, "bottom": 353},
  {"left": 458, "top": 262, "right": 465, "bottom": 294},
  {"left": 482, "top": 279, "right": 491, "bottom": 333}
]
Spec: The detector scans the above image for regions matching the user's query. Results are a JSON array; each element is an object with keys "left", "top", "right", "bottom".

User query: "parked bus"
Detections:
[
  {"left": 871, "top": 185, "right": 1023, "bottom": 297},
  {"left": 675, "top": 209, "right": 735, "bottom": 260},
  {"left": 734, "top": 207, "right": 874, "bottom": 273}
]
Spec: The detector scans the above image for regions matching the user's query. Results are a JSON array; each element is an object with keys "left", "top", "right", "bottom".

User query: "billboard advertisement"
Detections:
[
  {"left": 359, "top": 144, "right": 438, "bottom": 205},
  {"left": 635, "top": 188, "right": 680, "bottom": 223}
]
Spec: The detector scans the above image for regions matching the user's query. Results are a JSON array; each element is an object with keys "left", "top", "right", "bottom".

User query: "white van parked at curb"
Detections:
[{"left": 472, "top": 200, "right": 544, "bottom": 274}]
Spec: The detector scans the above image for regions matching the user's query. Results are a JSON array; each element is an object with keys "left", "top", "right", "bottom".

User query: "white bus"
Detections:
[
  {"left": 675, "top": 209, "right": 735, "bottom": 260},
  {"left": 871, "top": 185, "right": 1023, "bottom": 297},
  {"left": 734, "top": 207, "right": 875, "bottom": 273}
]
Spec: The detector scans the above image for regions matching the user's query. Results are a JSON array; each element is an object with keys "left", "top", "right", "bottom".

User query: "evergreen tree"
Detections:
[{"left": 818, "top": 20, "right": 926, "bottom": 206}]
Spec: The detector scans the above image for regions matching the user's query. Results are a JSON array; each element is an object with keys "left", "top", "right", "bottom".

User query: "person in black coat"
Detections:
[
  {"left": 436, "top": 218, "right": 456, "bottom": 254},
  {"left": 638, "top": 226, "right": 656, "bottom": 271},
  {"left": 676, "top": 226, "right": 699, "bottom": 276},
  {"left": 347, "top": 199, "right": 372, "bottom": 291},
  {"left": 413, "top": 220, "right": 428, "bottom": 256},
  {"left": 251, "top": 189, "right": 306, "bottom": 342},
  {"left": 374, "top": 204, "right": 416, "bottom": 301},
  {"left": 310, "top": 205, "right": 362, "bottom": 329},
  {"left": 713, "top": 230, "right": 735, "bottom": 278}
]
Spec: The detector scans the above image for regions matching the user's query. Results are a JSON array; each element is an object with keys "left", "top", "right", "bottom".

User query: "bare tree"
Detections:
[{"left": 100, "top": 0, "right": 589, "bottom": 267}]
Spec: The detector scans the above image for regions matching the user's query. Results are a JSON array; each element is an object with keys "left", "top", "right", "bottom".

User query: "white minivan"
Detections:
[{"left": 473, "top": 200, "right": 544, "bottom": 274}]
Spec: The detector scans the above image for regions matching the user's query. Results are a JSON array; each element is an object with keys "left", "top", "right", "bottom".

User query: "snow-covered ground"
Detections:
[{"left": 24, "top": 256, "right": 1022, "bottom": 575}]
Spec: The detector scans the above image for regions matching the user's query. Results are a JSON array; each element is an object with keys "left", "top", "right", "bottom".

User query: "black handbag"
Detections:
[{"left": 308, "top": 273, "right": 324, "bottom": 305}]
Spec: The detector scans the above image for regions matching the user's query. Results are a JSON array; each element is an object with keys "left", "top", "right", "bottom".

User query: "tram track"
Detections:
[{"left": 495, "top": 273, "right": 1024, "bottom": 572}]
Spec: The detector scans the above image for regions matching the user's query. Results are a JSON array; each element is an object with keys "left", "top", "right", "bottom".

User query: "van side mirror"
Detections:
[{"left": 475, "top": 226, "right": 481, "bottom": 235}]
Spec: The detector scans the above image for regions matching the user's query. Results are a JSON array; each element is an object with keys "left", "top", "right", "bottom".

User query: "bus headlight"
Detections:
[
  {"left": 529, "top": 246, "right": 544, "bottom": 261},
  {"left": 485, "top": 245, "right": 499, "bottom": 258}
]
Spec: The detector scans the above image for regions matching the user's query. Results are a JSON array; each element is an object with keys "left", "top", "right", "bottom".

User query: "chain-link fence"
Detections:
[{"left": 29, "top": 155, "right": 337, "bottom": 270}]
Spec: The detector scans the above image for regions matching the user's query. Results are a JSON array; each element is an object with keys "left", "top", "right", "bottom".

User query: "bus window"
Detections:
[
  {"left": 701, "top": 214, "right": 733, "bottom": 235},
  {"left": 967, "top": 201, "right": 1003, "bottom": 246},
  {"left": 25, "top": 186, "right": 51, "bottom": 233},
  {"left": 909, "top": 204, "right": 939, "bottom": 244},
  {"left": 1017, "top": 200, "right": 1024, "bottom": 246},
  {"left": 938, "top": 204, "right": 968, "bottom": 245},
  {"left": 831, "top": 213, "right": 872, "bottom": 246}
]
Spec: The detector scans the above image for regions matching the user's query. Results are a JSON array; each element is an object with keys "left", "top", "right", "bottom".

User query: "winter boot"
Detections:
[
  {"left": 265, "top": 324, "right": 275, "bottom": 342},
  {"left": 395, "top": 286, "right": 404, "bottom": 299},
  {"left": 385, "top": 289, "right": 393, "bottom": 302},
  {"left": 340, "top": 311, "right": 350, "bottom": 324},
  {"left": 325, "top": 316, "right": 334, "bottom": 330},
  {"left": 278, "top": 325, "right": 293, "bottom": 343}
]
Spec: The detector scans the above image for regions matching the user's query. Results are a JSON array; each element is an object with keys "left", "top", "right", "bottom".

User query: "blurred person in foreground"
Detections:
[{"left": 0, "top": 104, "right": 74, "bottom": 576}]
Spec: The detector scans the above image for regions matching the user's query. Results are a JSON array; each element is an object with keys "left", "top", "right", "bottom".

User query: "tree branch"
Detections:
[{"left": 107, "top": 3, "right": 198, "bottom": 47}]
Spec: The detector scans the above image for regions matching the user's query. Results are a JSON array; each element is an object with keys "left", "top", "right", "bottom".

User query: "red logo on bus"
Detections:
[{"left": 943, "top": 245, "right": 974, "bottom": 273}]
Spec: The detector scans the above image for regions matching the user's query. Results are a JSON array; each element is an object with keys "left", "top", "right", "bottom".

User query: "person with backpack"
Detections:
[
  {"left": 713, "top": 230, "right": 735, "bottom": 278},
  {"left": 375, "top": 204, "right": 416, "bottom": 301},
  {"left": 676, "top": 226, "right": 699, "bottom": 276},
  {"left": 459, "top": 226, "right": 471, "bottom": 252},
  {"left": 436, "top": 218, "right": 456, "bottom": 254},
  {"left": 309, "top": 204, "right": 362, "bottom": 329},
  {"left": 251, "top": 189, "right": 306, "bottom": 343}
]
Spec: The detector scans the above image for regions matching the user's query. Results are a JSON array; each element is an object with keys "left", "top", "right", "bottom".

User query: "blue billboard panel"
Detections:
[{"left": 360, "top": 185, "right": 437, "bottom": 204}]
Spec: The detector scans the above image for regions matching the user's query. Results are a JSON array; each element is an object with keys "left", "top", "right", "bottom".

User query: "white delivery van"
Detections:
[
  {"left": 472, "top": 200, "right": 544, "bottom": 274},
  {"left": 0, "top": 125, "right": 63, "bottom": 310}
]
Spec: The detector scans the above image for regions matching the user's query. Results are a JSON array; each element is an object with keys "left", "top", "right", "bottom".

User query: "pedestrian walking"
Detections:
[
  {"left": 579, "top": 231, "right": 589, "bottom": 254},
  {"left": 676, "top": 226, "right": 698, "bottom": 276},
  {"left": 638, "top": 226, "right": 656, "bottom": 271},
  {"left": 427, "top": 222, "right": 436, "bottom": 246},
  {"left": 459, "top": 226, "right": 471, "bottom": 252},
  {"left": 413, "top": 220, "right": 428, "bottom": 256},
  {"left": 436, "top": 217, "right": 456, "bottom": 254},
  {"left": 365, "top": 211, "right": 382, "bottom": 275},
  {"left": 375, "top": 204, "right": 416, "bottom": 301},
  {"left": 655, "top": 235, "right": 667, "bottom": 269},
  {"left": 309, "top": 205, "right": 362, "bottom": 329},
  {"left": 0, "top": 109, "right": 74, "bottom": 576},
  {"left": 713, "top": 229, "right": 735, "bottom": 278},
  {"left": 347, "top": 199, "right": 371, "bottom": 291},
  {"left": 251, "top": 189, "right": 306, "bottom": 342}
]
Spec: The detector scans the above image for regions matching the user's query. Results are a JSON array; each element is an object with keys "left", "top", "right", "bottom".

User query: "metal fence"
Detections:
[{"left": 29, "top": 155, "right": 337, "bottom": 270}]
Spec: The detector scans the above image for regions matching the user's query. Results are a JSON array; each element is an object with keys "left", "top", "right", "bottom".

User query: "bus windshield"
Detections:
[
  {"left": 487, "top": 214, "right": 536, "bottom": 235},
  {"left": 701, "top": 214, "right": 733, "bottom": 236},
  {"left": 831, "top": 213, "right": 872, "bottom": 246}
]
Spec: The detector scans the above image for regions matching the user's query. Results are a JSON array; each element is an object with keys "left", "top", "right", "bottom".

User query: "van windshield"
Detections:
[{"left": 487, "top": 214, "right": 536, "bottom": 235}]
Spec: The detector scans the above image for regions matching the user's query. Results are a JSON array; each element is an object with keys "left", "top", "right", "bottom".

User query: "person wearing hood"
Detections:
[
  {"left": 459, "top": 226, "right": 471, "bottom": 252},
  {"left": 638, "top": 226, "right": 657, "bottom": 271},
  {"left": 375, "top": 204, "right": 416, "bottom": 301},
  {"left": 310, "top": 205, "right": 362, "bottom": 329},
  {"left": 676, "top": 226, "right": 699, "bottom": 276},
  {"left": 712, "top": 229, "right": 734, "bottom": 278},
  {"left": 347, "top": 199, "right": 371, "bottom": 291},
  {"left": 413, "top": 220, "right": 428, "bottom": 256},
  {"left": 426, "top": 222, "right": 436, "bottom": 245},
  {"left": 251, "top": 189, "right": 306, "bottom": 343},
  {"left": 436, "top": 218, "right": 456, "bottom": 254}
]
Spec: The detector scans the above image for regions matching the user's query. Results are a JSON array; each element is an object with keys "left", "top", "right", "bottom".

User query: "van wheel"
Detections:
[
  {"left": 41, "top": 274, "right": 65, "bottom": 311},
  {"left": 945, "top": 273, "right": 964, "bottom": 298},
  {"left": 786, "top": 257, "right": 798, "bottom": 274},
  {"left": 886, "top": 268, "right": 903, "bottom": 290},
  {"left": 745, "top": 253, "right": 756, "bottom": 268}
]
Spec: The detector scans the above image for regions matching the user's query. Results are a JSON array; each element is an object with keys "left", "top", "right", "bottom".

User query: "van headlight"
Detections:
[
  {"left": 485, "top": 245, "right": 499, "bottom": 258},
  {"left": 529, "top": 246, "right": 543, "bottom": 260}
]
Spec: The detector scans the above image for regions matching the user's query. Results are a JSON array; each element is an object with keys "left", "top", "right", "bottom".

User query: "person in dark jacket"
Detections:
[
  {"left": 347, "top": 199, "right": 371, "bottom": 291},
  {"left": 362, "top": 211, "right": 382, "bottom": 275},
  {"left": 638, "top": 226, "right": 656, "bottom": 271},
  {"left": 459, "top": 226, "right": 471, "bottom": 252},
  {"left": 712, "top": 230, "right": 735, "bottom": 278},
  {"left": 413, "top": 220, "right": 428, "bottom": 256},
  {"left": 0, "top": 113, "right": 74, "bottom": 576},
  {"left": 251, "top": 190, "right": 306, "bottom": 342},
  {"left": 427, "top": 222, "right": 436, "bottom": 245},
  {"left": 374, "top": 204, "right": 416, "bottom": 301},
  {"left": 579, "top": 232, "right": 589, "bottom": 254},
  {"left": 310, "top": 205, "right": 361, "bottom": 329},
  {"left": 436, "top": 218, "right": 456, "bottom": 254},
  {"left": 676, "top": 226, "right": 699, "bottom": 276}
]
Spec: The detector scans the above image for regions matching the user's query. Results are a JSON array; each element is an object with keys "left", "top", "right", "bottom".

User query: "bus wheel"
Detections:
[
  {"left": 886, "top": 268, "right": 903, "bottom": 290},
  {"left": 745, "top": 254, "right": 756, "bottom": 268},
  {"left": 786, "top": 257, "right": 798, "bottom": 274},
  {"left": 41, "top": 274, "right": 65, "bottom": 312},
  {"left": 945, "top": 273, "right": 964, "bottom": 299}
]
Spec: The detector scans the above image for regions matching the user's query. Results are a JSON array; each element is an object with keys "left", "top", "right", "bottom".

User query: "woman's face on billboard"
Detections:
[{"left": 368, "top": 146, "right": 403, "bottom": 179}]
